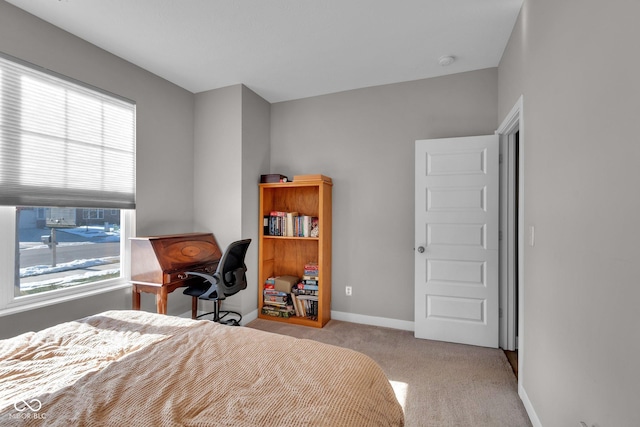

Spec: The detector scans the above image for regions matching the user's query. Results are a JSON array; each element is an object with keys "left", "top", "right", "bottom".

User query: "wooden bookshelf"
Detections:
[{"left": 258, "top": 177, "right": 332, "bottom": 327}]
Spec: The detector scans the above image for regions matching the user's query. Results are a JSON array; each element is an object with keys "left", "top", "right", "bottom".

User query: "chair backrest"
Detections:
[{"left": 216, "top": 239, "right": 251, "bottom": 297}]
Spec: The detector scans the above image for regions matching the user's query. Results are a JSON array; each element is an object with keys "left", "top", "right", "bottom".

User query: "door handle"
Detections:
[{"left": 417, "top": 246, "right": 425, "bottom": 253}]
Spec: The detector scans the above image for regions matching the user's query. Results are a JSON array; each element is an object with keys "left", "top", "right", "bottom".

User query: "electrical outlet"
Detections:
[{"left": 345, "top": 286, "right": 352, "bottom": 296}]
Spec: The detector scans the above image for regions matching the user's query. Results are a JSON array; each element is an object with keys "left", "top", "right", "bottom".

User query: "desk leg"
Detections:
[
  {"left": 156, "top": 287, "right": 168, "bottom": 315},
  {"left": 132, "top": 285, "right": 141, "bottom": 310},
  {"left": 191, "top": 297, "right": 198, "bottom": 319}
]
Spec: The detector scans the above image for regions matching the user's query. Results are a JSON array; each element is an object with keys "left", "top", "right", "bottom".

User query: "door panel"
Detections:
[
  {"left": 428, "top": 223, "right": 486, "bottom": 247},
  {"left": 415, "top": 135, "right": 499, "bottom": 348}
]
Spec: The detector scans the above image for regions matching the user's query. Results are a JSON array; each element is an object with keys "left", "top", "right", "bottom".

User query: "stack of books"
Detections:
[
  {"left": 290, "top": 263, "right": 319, "bottom": 319},
  {"left": 262, "top": 277, "right": 295, "bottom": 318},
  {"left": 301, "top": 263, "right": 318, "bottom": 289}
]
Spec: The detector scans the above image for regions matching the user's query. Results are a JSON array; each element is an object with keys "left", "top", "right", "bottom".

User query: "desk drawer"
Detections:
[{"left": 164, "top": 262, "right": 218, "bottom": 284}]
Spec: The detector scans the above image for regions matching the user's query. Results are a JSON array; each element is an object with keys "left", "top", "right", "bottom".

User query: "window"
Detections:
[
  {"left": 16, "top": 207, "right": 125, "bottom": 297},
  {"left": 82, "top": 208, "right": 105, "bottom": 220},
  {"left": 0, "top": 53, "right": 136, "bottom": 315}
]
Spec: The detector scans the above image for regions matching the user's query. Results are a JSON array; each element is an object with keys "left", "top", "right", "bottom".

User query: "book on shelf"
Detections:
[
  {"left": 292, "top": 289, "right": 318, "bottom": 296},
  {"left": 261, "top": 306, "right": 295, "bottom": 318},
  {"left": 263, "top": 294, "right": 289, "bottom": 304},
  {"left": 301, "top": 215, "right": 311, "bottom": 237},
  {"left": 297, "top": 297, "right": 307, "bottom": 318},
  {"left": 264, "top": 288, "right": 288, "bottom": 296},
  {"left": 263, "top": 277, "right": 277, "bottom": 290},
  {"left": 295, "top": 283, "right": 318, "bottom": 291},
  {"left": 285, "top": 212, "right": 298, "bottom": 237},
  {"left": 290, "top": 293, "right": 301, "bottom": 317},
  {"left": 263, "top": 303, "right": 290, "bottom": 311},
  {"left": 303, "top": 263, "right": 318, "bottom": 276}
]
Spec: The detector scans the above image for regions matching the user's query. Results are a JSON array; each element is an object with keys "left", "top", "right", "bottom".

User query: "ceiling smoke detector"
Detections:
[{"left": 438, "top": 55, "right": 456, "bottom": 66}]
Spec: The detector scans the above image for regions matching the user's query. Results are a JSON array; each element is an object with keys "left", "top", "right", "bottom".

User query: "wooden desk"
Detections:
[{"left": 130, "top": 233, "right": 222, "bottom": 318}]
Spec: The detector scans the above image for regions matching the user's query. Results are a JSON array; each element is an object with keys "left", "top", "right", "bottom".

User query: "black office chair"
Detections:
[{"left": 183, "top": 238, "right": 251, "bottom": 326}]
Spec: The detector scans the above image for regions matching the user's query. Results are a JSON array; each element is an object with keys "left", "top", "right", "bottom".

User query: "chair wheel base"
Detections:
[{"left": 195, "top": 310, "right": 242, "bottom": 326}]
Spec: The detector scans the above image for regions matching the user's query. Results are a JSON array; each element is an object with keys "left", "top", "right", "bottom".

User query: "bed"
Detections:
[{"left": 0, "top": 310, "right": 404, "bottom": 426}]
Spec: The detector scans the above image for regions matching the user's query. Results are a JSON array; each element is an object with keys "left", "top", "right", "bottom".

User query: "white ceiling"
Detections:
[{"left": 6, "top": 0, "right": 523, "bottom": 103}]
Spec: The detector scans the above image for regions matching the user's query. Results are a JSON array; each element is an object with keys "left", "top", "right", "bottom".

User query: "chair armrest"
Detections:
[{"left": 185, "top": 271, "right": 226, "bottom": 300}]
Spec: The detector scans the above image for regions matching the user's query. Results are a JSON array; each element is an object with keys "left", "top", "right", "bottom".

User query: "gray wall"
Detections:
[
  {"left": 498, "top": 1, "right": 640, "bottom": 426},
  {"left": 193, "top": 84, "right": 270, "bottom": 317},
  {"left": 0, "top": 1, "right": 196, "bottom": 338},
  {"left": 194, "top": 85, "right": 242, "bottom": 247},
  {"left": 241, "top": 86, "right": 271, "bottom": 315},
  {"left": 271, "top": 69, "right": 498, "bottom": 321}
]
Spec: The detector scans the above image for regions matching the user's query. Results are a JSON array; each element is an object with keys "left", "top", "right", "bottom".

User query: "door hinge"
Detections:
[
  {"left": 499, "top": 308, "right": 503, "bottom": 318},
  {"left": 499, "top": 154, "right": 503, "bottom": 164},
  {"left": 499, "top": 230, "right": 503, "bottom": 241}
]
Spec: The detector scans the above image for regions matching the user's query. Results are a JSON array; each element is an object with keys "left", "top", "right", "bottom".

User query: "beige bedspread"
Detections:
[{"left": 0, "top": 310, "right": 404, "bottom": 426}]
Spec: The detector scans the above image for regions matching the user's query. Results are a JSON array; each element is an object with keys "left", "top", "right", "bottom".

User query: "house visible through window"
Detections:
[
  {"left": 17, "top": 207, "right": 121, "bottom": 296},
  {"left": 0, "top": 52, "right": 136, "bottom": 313}
]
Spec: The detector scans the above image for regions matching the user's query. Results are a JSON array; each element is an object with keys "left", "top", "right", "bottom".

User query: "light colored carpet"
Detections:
[{"left": 246, "top": 318, "right": 532, "bottom": 427}]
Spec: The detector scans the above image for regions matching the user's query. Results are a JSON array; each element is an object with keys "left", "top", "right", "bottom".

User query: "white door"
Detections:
[{"left": 415, "top": 135, "right": 499, "bottom": 348}]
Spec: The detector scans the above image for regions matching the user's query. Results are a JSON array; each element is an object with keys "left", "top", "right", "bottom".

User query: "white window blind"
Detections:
[{"left": 0, "top": 53, "right": 136, "bottom": 209}]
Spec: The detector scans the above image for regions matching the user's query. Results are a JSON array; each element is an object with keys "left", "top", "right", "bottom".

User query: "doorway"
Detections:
[
  {"left": 497, "top": 96, "right": 524, "bottom": 382},
  {"left": 503, "top": 129, "right": 519, "bottom": 376}
]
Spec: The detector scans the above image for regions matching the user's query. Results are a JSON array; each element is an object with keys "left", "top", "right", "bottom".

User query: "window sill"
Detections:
[{"left": 0, "top": 281, "right": 131, "bottom": 317}]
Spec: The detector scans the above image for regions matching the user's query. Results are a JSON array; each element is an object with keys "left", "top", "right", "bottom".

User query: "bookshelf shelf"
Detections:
[{"left": 258, "top": 177, "right": 332, "bottom": 327}]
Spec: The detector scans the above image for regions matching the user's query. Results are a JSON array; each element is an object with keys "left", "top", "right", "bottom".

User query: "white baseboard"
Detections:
[
  {"left": 216, "top": 309, "right": 412, "bottom": 331},
  {"left": 330, "top": 310, "right": 414, "bottom": 331},
  {"left": 183, "top": 306, "right": 412, "bottom": 331},
  {"left": 196, "top": 310, "right": 411, "bottom": 329},
  {"left": 241, "top": 309, "right": 258, "bottom": 325},
  {"left": 519, "top": 383, "right": 542, "bottom": 427}
]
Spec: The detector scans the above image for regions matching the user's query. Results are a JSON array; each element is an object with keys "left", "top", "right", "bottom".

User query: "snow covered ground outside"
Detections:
[{"left": 19, "top": 226, "right": 121, "bottom": 291}]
